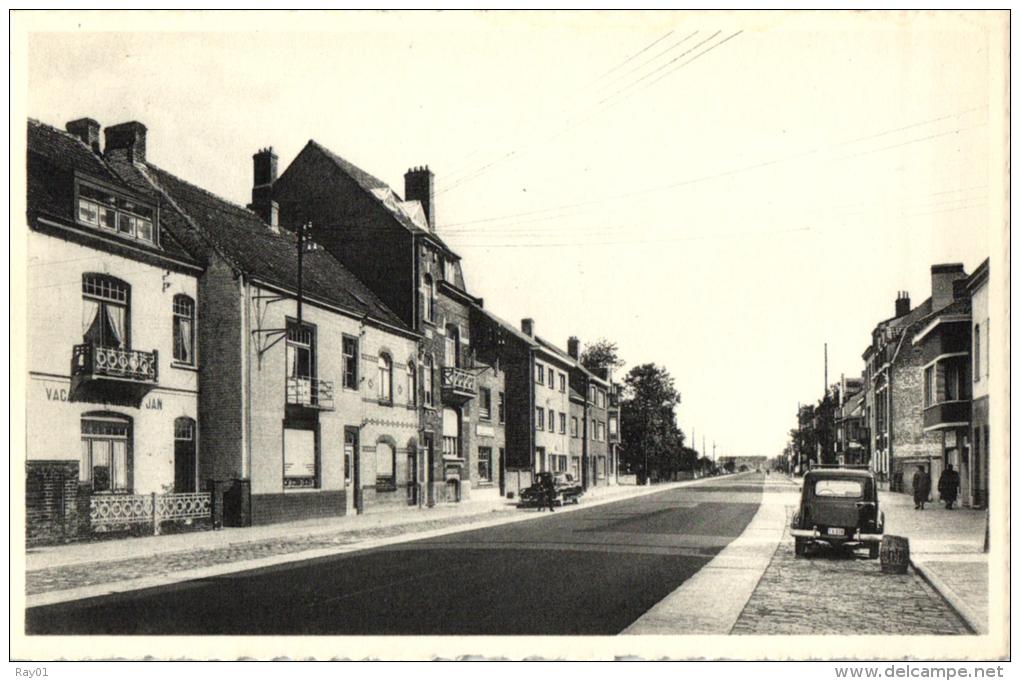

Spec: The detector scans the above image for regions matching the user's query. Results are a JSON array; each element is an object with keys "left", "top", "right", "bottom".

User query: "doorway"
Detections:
[
  {"left": 423, "top": 433, "right": 435, "bottom": 506},
  {"left": 174, "top": 417, "right": 197, "bottom": 493},
  {"left": 345, "top": 427, "right": 362, "bottom": 514}
]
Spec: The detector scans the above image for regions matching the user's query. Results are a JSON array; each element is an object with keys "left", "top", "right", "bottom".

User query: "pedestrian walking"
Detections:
[
  {"left": 938, "top": 464, "right": 961, "bottom": 510},
  {"left": 539, "top": 472, "right": 557, "bottom": 512},
  {"left": 912, "top": 465, "right": 931, "bottom": 510}
]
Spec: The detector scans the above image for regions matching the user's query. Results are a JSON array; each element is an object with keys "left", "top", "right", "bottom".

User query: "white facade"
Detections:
[{"left": 27, "top": 229, "right": 201, "bottom": 495}]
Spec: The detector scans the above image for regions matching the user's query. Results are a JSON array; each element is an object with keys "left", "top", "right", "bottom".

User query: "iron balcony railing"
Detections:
[
  {"left": 441, "top": 367, "right": 476, "bottom": 396},
  {"left": 72, "top": 343, "right": 158, "bottom": 384},
  {"left": 286, "top": 375, "right": 335, "bottom": 410}
]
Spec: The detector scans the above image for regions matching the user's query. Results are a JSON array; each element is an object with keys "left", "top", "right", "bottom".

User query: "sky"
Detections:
[{"left": 19, "top": 10, "right": 1006, "bottom": 459}]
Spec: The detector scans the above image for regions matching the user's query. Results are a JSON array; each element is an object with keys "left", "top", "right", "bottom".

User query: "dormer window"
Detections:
[{"left": 76, "top": 181, "right": 157, "bottom": 245}]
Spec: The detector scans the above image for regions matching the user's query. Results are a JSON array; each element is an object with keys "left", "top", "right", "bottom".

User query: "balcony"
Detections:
[
  {"left": 441, "top": 367, "right": 476, "bottom": 403},
  {"left": 70, "top": 343, "right": 158, "bottom": 405},
  {"left": 286, "top": 376, "right": 335, "bottom": 411},
  {"left": 923, "top": 401, "right": 970, "bottom": 431}
]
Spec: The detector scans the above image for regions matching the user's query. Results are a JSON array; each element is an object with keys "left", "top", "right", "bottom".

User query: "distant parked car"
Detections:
[
  {"left": 790, "top": 467, "right": 884, "bottom": 559},
  {"left": 518, "top": 472, "right": 583, "bottom": 507}
]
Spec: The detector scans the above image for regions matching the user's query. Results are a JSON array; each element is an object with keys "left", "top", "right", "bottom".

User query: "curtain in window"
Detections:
[
  {"left": 82, "top": 299, "right": 100, "bottom": 341},
  {"left": 377, "top": 442, "right": 394, "bottom": 480},
  {"left": 176, "top": 316, "right": 193, "bottom": 363},
  {"left": 105, "top": 304, "right": 125, "bottom": 348},
  {"left": 378, "top": 356, "right": 392, "bottom": 401},
  {"left": 112, "top": 440, "right": 128, "bottom": 489},
  {"left": 91, "top": 439, "right": 112, "bottom": 491}
]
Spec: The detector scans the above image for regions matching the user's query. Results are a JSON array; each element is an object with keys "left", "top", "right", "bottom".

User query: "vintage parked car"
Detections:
[
  {"left": 518, "top": 472, "right": 583, "bottom": 507},
  {"left": 790, "top": 467, "right": 884, "bottom": 558}
]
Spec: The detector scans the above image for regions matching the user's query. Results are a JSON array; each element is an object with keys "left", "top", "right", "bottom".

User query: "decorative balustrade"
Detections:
[
  {"left": 90, "top": 492, "right": 211, "bottom": 533},
  {"left": 72, "top": 343, "right": 158, "bottom": 383},
  {"left": 286, "top": 376, "right": 335, "bottom": 410},
  {"left": 441, "top": 367, "right": 476, "bottom": 398}
]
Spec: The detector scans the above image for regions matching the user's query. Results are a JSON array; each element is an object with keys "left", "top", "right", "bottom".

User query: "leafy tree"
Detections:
[
  {"left": 723, "top": 460, "right": 736, "bottom": 473},
  {"left": 620, "top": 363, "right": 682, "bottom": 483},
  {"left": 579, "top": 339, "right": 625, "bottom": 374}
]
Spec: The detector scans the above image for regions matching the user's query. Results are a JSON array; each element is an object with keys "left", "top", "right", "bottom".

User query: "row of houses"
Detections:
[
  {"left": 25, "top": 117, "right": 622, "bottom": 545},
  {"left": 789, "top": 260, "right": 992, "bottom": 509}
]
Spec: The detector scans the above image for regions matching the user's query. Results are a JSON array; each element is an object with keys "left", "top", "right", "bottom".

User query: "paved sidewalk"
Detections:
[
  {"left": 623, "top": 473, "right": 799, "bottom": 635},
  {"left": 880, "top": 490, "right": 989, "bottom": 634},
  {"left": 25, "top": 479, "right": 694, "bottom": 606}
]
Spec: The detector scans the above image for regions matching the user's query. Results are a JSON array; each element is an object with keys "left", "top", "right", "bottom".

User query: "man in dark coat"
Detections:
[
  {"left": 912, "top": 465, "right": 931, "bottom": 510},
  {"left": 938, "top": 464, "right": 961, "bottom": 510}
]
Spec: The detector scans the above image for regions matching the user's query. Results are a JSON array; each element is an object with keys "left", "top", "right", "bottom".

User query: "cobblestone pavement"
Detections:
[
  {"left": 731, "top": 508, "right": 972, "bottom": 636},
  {"left": 26, "top": 509, "right": 516, "bottom": 595}
]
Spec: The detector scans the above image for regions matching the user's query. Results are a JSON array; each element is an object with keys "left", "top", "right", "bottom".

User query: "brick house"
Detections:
[
  {"left": 966, "top": 259, "right": 990, "bottom": 509},
  {"left": 912, "top": 291, "right": 973, "bottom": 505},
  {"left": 272, "top": 147, "right": 505, "bottom": 503},
  {"left": 833, "top": 376, "right": 867, "bottom": 466},
  {"left": 103, "top": 127, "right": 420, "bottom": 525},
  {"left": 863, "top": 264, "right": 970, "bottom": 495},
  {"left": 26, "top": 119, "right": 202, "bottom": 544}
]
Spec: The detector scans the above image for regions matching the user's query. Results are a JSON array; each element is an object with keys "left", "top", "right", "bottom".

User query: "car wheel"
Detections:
[
  {"left": 868, "top": 542, "right": 880, "bottom": 560},
  {"left": 794, "top": 537, "right": 808, "bottom": 557}
]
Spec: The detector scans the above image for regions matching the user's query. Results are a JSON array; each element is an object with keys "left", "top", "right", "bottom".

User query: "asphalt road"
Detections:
[{"left": 27, "top": 474, "right": 765, "bottom": 636}]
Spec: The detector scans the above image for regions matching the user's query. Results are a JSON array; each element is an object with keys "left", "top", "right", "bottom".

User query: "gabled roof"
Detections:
[
  {"left": 108, "top": 156, "right": 411, "bottom": 334},
  {"left": 304, "top": 140, "right": 456, "bottom": 253},
  {"left": 26, "top": 119, "right": 199, "bottom": 267},
  {"left": 472, "top": 305, "right": 540, "bottom": 349},
  {"left": 535, "top": 335, "right": 607, "bottom": 384}
]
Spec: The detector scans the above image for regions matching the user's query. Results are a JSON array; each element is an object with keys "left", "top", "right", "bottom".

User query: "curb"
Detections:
[
  {"left": 26, "top": 477, "right": 719, "bottom": 608},
  {"left": 910, "top": 558, "right": 985, "bottom": 635}
]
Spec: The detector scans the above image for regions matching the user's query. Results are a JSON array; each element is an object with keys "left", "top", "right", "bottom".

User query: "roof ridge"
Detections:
[
  {"left": 29, "top": 117, "right": 120, "bottom": 173},
  {"left": 147, "top": 161, "right": 269, "bottom": 221}
]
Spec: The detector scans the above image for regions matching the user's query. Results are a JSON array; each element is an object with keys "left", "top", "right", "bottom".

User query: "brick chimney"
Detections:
[
  {"left": 521, "top": 318, "right": 534, "bottom": 337},
  {"left": 65, "top": 118, "right": 100, "bottom": 152},
  {"left": 567, "top": 336, "right": 580, "bottom": 360},
  {"left": 894, "top": 291, "right": 911, "bottom": 318},
  {"left": 930, "top": 263, "right": 967, "bottom": 312},
  {"left": 248, "top": 147, "right": 279, "bottom": 229},
  {"left": 104, "top": 121, "right": 147, "bottom": 163},
  {"left": 404, "top": 166, "right": 435, "bottom": 230}
]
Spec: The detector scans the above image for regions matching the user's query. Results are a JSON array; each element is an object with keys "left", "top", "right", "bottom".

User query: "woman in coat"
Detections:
[
  {"left": 912, "top": 465, "right": 931, "bottom": 510},
  {"left": 938, "top": 464, "right": 961, "bottom": 510}
]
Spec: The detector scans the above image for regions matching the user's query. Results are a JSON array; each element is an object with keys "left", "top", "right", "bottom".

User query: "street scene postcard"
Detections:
[{"left": 9, "top": 9, "right": 1010, "bottom": 664}]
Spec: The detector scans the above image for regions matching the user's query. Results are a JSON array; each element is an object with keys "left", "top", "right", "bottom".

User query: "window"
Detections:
[
  {"left": 536, "top": 407, "right": 544, "bottom": 431},
  {"left": 477, "top": 447, "right": 493, "bottom": 482},
  {"left": 945, "top": 361, "right": 963, "bottom": 401},
  {"left": 536, "top": 363, "right": 544, "bottom": 384},
  {"left": 974, "top": 324, "right": 981, "bottom": 382},
  {"left": 597, "top": 389, "right": 606, "bottom": 408},
  {"left": 442, "top": 436, "right": 459, "bottom": 459},
  {"left": 376, "top": 440, "right": 395, "bottom": 489},
  {"left": 924, "top": 365, "right": 936, "bottom": 407},
  {"left": 378, "top": 353, "right": 392, "bottom": 403},
  {"left": 559, "top": 373, "right": 566, "bottom": 393},
  {"left": 406, "top": 361, "right": 416, "bottom": 405},
  {"left": 571, "top": 416, "right": 579, "bottom": 438},
  {"left": 554, "top": 455, "right": 568, "bottom": 473},
  {"left": 423, "top": 354, "right": 434, "bottom": 407},
  {"left": 81, "top": 414, "right": 131, "bottom": 492},
  {"left": 559, "top": 412, "right": 566, "bottom": 434},
  {"left": 814, "top": 479, "right": 863, "bottom": 498},
  {"left": 445, "top": 325, "right": 460, "bottom": 368},
  {"left": 479, "top": 387, "right": 492, "bottom": 420},
  {"left": 588, "top": 385, "right": 596, "bottom": 404},
  {"left": 444, "top": 258, "right": 456, "bottom": 283},
  {"left": 172, "top": 294, "right": 195, "bottom": 364},
  {"left": 548, "top": 409, "right": 555, "bottom": 431},
  {"left": 82, "top": 274, "right": 129, "bottom": 349},
  {"left": 423, "top": 274, "right": 436, "bottom": 323},
  {"left": 498, "top": 392, "right": 505, "bottom": 424},
  {"left": 609, "top": 414, "right": 618, "bottom": 436},
  {"left": 286, "top": 322, "right": 315, "bottom": 379},
  {"left": 283, "top": 428, "right": 317, "bottom": 488},
  {"left": 547, "top": 369, "right": 555, "bottom": 389},
  {"left": 342, "top": 336, "right": 358, "bottom": 389},
  {"left": 77, "top": 182, "right": 156, "bottom": 244},
  {"left": 597, "top": 421, "right": 605, "bottom": 441}
]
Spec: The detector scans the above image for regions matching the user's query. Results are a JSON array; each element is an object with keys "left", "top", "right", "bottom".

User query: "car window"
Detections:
[{"left": 814, "top": 479, "right": 863, "bottom": 498}]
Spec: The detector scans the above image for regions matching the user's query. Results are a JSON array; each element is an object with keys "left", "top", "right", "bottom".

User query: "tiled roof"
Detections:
[
  {"left": 472, "top": 306, "right": 539, "bottom": 348},
  {"left": 535, "top": 335, "right": 605, "bottom": 383},
  {"left": 26, "top": 119, "right": 198, "bottom": 266},
  {"left": 306, "top": 141, "right": 456, "bottom": 253},
  {"left": 115, "top": 159, "right": 410, "bottom": 333}
]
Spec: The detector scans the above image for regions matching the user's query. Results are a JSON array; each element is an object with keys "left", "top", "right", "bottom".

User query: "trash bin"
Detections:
[{"left": 880, "top": 535, "right": 910, "bottom": 574}]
